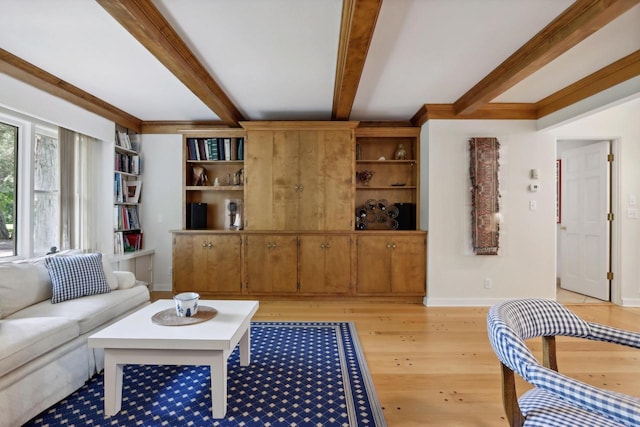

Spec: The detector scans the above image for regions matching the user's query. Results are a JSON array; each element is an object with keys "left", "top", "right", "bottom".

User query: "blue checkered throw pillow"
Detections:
[{"left": 45, "top": 253, "right": 111, "bottom": 303}]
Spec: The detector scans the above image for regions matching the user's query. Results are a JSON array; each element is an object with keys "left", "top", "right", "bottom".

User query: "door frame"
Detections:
[{"left": 556, "top": 138, "right": 620, "bottom": 304}]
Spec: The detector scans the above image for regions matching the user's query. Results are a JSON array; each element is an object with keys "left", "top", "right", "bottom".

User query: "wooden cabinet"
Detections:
[
  {"left": 356, "top": 234, "right": 426, "bottom": 295},
  {"left": 182, "top": 130, "right": 245, "bottom": 230},
  {"left": 298, "top": 234, "right": 351, "bottom": 295},
  {"left": 355, "top": 127, "right": 420, "bottom": 230},
  {"left": 173, "top": 122, "right": 426, "bottom": 301},
  {"left": 172, "top": 233, "right": 242, "bottom": 294},
  {"left": 244, "top": 234, "right": 298, "bottom": 294},
  {"left": 242, "top": 122, "right": 356, "bottom": 231}
]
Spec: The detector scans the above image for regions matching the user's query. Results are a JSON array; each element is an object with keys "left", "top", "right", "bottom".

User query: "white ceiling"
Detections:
[{"left": 0, "top": 0, "right": 638, "bottom": 123}]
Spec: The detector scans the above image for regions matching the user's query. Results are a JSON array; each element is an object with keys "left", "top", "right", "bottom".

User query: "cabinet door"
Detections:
[
  {"left": 321, "top": 130, "right": 354, "bottom": 230},
  {"left": 245, "top": 234, "right": 298, "bottom": 294},
  {"left": 173, "top": 234, "right": 241, "bottom": 294},
  {"left": 245, "top": 127, "right": 354, "bottom": 231},
  {"left": 390, "top": 236, "right": 426, "bottom": 294},
  {"left": 298, "top": 130, "right": 354, "bottom": 231},
  {"left": 273, "top": 131, "right": 302, "bottom": 230},
  {"left": 244, "top": 130, "right": 275, "bottom": 230},
  {"left": 299, "top": 234, "right": 351, "bottom": 294},
  {"left": 173, "top": 234, "right": 196, "bottom": 293},
  {"left": 356, "top": 236, "right": 392, "bottom": 293},
  {"left": 207, "top": 235, "right": 242, "bottom": 293}
]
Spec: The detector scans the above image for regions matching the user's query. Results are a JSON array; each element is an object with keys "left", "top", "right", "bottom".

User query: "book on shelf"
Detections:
[
  {"left": 114, "top": 232, "right": 124, "bottom": 254},
  {"left": 113, "top": 230, "right": 143, "bottom": 254},
  {"left": 207, "top": 138, "right": 219, "bottom": 160},
  {"left": 237, "top": 138, "right": 244, "bottom": 160},
  {"left": 230, "top": 138, "right": 238, "bottom": 161},
  {"left": 217, "top": 138, "right": 225, "bottom": 161},
  {"left": 114, "top": 173, "right": 125, "bottom": 203},
  {"left": 197, "top": 139, "right": 207, "bottom": 161},
  {"left": 223, "top": 138, "right": 231, "bottom": 161},
  {"left": 114, "top": 205, "right": 141, "bottom": 231},
  {"left": 116, "top": 131, "right": 132, "bottom": 150}
]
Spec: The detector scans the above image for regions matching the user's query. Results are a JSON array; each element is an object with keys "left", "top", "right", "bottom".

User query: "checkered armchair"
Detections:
[{"left": 487, "top": 298, "right": 640, "bottom": 426}]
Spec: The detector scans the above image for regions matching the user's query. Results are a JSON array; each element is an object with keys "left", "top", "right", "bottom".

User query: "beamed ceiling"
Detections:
[{"left": 0, "top": 0, "right": 639, "bottom": 133}]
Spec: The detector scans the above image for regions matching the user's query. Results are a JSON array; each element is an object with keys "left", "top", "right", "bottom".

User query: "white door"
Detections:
[{"left": 560, "top": 141, "right": 610, "bottom": 300}]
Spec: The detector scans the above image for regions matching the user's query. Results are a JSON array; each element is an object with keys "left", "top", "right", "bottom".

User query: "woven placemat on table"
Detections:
[{"left": 151, "top": 306, "right": 217, "bottom": 326}]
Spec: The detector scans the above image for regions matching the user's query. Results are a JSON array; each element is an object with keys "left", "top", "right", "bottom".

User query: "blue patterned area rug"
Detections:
[{"left": 24, "top": 321, "right": 386, "bottom": 426}]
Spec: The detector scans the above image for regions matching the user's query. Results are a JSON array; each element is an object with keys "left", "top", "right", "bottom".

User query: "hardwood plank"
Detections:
[
  {"left": 97, "top": 0, "right": 244, "bottom": 126},
  {"left": 333, "top": 0, "right": 383, "bottom": 120},
  {"left": 149, "top": 296, "right": 640, "bottom": 426},
  {"left": 453, "top": 0, "right": 640, "bottom": 115}
]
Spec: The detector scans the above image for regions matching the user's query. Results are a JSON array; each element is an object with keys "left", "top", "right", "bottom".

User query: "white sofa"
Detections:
[{"left": 0, "top": 252, "right": 150, "bottom": 427}]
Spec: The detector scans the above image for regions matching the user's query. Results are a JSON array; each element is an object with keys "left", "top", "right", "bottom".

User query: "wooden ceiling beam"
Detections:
[
  {"left": 536, "top": 49, "right": 640, "bottom": 118},
  {"left": 412, "top": 103, "right": 537, "bottom": 125},
  {"left": 332, "top": 0, "right": 383, "bottom": 120},
  {"left": 0, "top": 48, "right": 142, "bottom": 132},
  {"left": 97, "top": 0, "right": 244, "bottom": 127},
  {"left": 453, "top": 0, "right": 640, "bottom": 116}
]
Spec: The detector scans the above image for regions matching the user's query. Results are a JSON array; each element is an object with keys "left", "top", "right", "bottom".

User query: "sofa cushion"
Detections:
[
  {"left": 8, "top": 285, "right": 150, "bottom": 335},
  {"left": 0, "top": 263, "right": 52, "bottom": 318},
  {"left": 0, "top": 317, "right": 79, "bottom": 376},
  {"left": 45, "top": 253, "right": 111, "bottom": 303},
  {"left": 114, "top": 271, "right": 136, "bottom": 289}
]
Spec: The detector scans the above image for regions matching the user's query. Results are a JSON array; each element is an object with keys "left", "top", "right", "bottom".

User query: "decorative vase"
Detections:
[{"left": 357, "top": 170, "right": 374, "bottom": 186}]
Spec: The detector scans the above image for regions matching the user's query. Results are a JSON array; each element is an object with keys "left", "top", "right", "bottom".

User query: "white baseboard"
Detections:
[
  {"left": 424, "top": 297, "right": 513, "bottom": 307},
  {"left": 620, "top": 298, "right": 640, "bottom": 307}
]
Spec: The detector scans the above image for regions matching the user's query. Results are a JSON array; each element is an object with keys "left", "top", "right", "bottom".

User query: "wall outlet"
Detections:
[{"left": 484, "top": 278, "right": 492, "bottom": 289}]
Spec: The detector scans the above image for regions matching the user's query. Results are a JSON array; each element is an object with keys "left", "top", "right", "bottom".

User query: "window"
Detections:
[
  {"left": 0, "top": 122, "right": 18, "bottom": 257},
  {"left": 0, "top": 108, "right": 100, "bottom": 260},
  {"left": 33, "top": 128, "right": 60, "bottom": 255}
]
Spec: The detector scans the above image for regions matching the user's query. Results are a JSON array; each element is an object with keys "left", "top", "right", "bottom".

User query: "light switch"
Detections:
[
  {"left": 630, "top": 195, "right": 637, "bottom": 206},
  {"left": 529, "top": 200, "right": 537, "bottom": 211},
  {"left": 627, "top": 208, "right": 638, "bottom": 219}
]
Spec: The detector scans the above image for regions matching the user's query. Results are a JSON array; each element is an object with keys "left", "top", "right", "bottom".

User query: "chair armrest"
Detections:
[
  {"left": 527, "top": 364, "right": 640, "bottom": 426},
  {"left": 113, "top": 270, "right": 136, "bottom": 289},
  {"left": 588, "top": 322, "right": 640, "bottom": 349}
]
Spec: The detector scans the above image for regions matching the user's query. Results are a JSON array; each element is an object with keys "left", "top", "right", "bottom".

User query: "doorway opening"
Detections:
[{"left": 556, "top": 138, "right": 617, "bottom": 304}]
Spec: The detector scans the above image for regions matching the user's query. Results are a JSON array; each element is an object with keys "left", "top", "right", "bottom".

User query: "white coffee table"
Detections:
[{"left": 88, "top": 299, "right": 259, "bottom": 419}]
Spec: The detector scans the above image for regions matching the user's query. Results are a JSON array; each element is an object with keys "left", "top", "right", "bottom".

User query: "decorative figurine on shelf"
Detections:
[
  {"left": 357, "top": 170, "right": 375, "bottom": 186},
  {"left": 394, "top": 143, "right": 407, "bottom": 160},
  {"left": 213, "top": 177, "right": 220, "bottom": 187},
  {"left": 192, "top": 166, "right": 208, "bottom": 186}
]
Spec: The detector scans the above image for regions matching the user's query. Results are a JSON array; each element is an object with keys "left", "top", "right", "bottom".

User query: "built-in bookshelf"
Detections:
[
  {"left": 182, "top": 129, "right": 246, "bottom": 230},
  {"left": 114, "top": 126, "right": 144, "bottom": 254},
  {"left": 354, "top": 126, "right": 420, "bottom": 230}
]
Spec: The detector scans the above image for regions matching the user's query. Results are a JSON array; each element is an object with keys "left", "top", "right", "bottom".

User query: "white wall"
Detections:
[
  {"left": 424, "top": 120, "right": 557, "bottom": 306},
  {"left": 139, "top": 134, "right": 183, "bottom": 291},
  {"left": 424, "top": 100, "right": 640, "bottom": 307}
]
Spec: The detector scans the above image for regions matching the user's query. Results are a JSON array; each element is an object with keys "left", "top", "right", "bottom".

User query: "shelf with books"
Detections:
[
  {"left": 182, "top": 130, "right": 246, "bottom": 230},
  {"left": 354, "top": 126, "right": 421, "bottom": 231},
  {"left": 114, "top": 125, "right": 145, "bottom": 254}
]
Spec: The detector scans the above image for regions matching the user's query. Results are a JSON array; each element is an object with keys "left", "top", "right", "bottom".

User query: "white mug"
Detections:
[{"left": 174, "top": 292, "right": 199, "bottom": 317}]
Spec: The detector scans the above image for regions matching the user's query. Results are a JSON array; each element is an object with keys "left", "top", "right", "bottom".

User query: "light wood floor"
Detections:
[{"left": 151, "top": 293, "right": 640, "bottom": 426}]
